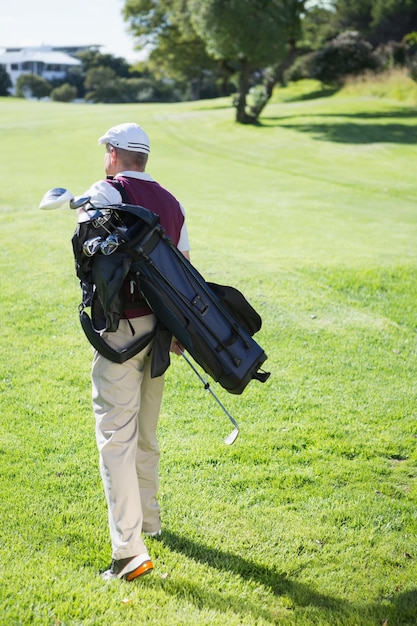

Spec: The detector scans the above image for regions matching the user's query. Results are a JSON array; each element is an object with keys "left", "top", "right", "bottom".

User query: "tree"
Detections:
[
  {"left": 247, "top": 0, "right": 308, "bottom": 119},
  {"left": 145, "top": 35, "right": 225, "bottom": 100},
  {"left": 333, "top": 0, "right": 374, "bottom": 37},
  {"left": 298, "top": 2, "right": 339, "bottom": 51},
  {"left": 71, "top": 49, "right": 135, "bottom": 100},
  {"left": 333, "top": 0, "right": 417, "bottom": 45},
  {"left": 0, "top": 65, "right": 12, "bottom": 96},
  {"left": 15, "top": 74, "right": 52, "bottom": 99},
  {"left": 84, "top": 66, "right": 121, "bottom": 102},
  {"left": 0, "top": 65, "right": 13, "bottom": 96},
  {"left": 123, "top": 0, "right": 229, "bottom": 100},
  {"left": 189, "top": 0, "right": 305, "bottom": 123},
  {"left": 75, "top": 49, "right": 132, "bottom": 78},
  {"left": 64, "top": 65, "right": 86, "bottom": 99},
  {"left": 371, "top": 0, "right": 417, "bottom": 44},
  {"left": 84, "top": 65, "right": 174, "bottom": 103},
  {"left": 123, "top": 0, "right": 306, "bottom": 123}
]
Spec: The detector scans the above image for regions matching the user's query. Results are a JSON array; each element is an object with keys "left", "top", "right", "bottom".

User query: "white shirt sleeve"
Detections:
[
  {"left": 177, "top": 203, "right": 190, "bottom": 252},
  {"left": 77, "top": 180, "right": 122, "bottom": 223},
  {"left": 177, "top": 227, "right": 190, "bottom": 252}
]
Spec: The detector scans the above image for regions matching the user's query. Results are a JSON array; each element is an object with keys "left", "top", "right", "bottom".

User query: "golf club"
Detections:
[
  {"left": 39, "top": 187, "right": 95, "bottom": 215},
  {"left": 39, "top": 187, "right": 128, "bottom": 254},
  {"left": 69, "top": 195, "right": 91, "bottom": 210},
  {"left": 39, "top": 187, "right": 74, "bottom": 210},
  {"left": 180, "top": 351, "right": 239, "bottom": 445},
  {"left": 74, "top": 201, "right": 115, "bottom": 232},
  {"left": 100, "top": 229, "right": 128, "bottom": 255},
  {"left": 39, "top": 188, "right": 110, "bottom": 226},
  {"left": 83, "top": 236, "right": 104, "bottom": 257}
]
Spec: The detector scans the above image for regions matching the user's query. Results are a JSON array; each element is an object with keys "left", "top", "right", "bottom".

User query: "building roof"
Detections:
[{"left": 0, "top": 47, "right": 81, "bottom": 66}]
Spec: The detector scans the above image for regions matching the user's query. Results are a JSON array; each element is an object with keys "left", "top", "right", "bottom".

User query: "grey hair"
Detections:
[{"left": 108, "top": 144, "right": 148, "bottom": 171}]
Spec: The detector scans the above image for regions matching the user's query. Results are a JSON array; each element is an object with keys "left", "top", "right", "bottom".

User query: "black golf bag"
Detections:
[{"left": 72, "top": 203, "right": 269, "bottom": 395}]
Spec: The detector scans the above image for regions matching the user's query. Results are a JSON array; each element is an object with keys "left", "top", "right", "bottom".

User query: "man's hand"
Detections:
[{"left": 170, "top": 338, "right": 184, "bottom": 356}]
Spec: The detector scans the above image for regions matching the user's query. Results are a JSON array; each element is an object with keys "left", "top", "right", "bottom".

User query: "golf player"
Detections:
[{"left": 79, "top": 122, "right": 190, "bottom": 581}]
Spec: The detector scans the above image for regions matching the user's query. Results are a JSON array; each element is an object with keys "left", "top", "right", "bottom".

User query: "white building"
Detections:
[{"left": 0, "top": 45, "right": 95, "bottom": 94}]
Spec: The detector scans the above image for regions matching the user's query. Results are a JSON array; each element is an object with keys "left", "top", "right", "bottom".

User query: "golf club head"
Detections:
[
  {"left": 70, "top": 195, "right": 91, "bottom": 210},
  {"left": 100, "top": 233, "right": 122, "bottom": 255},
  {"left": 39, "top": 187, "right": 74, "bottom": 210},
  {"left": 224, "top": 428, "right": 239, "bottom": 446},
  {"left": 83, "top": 237, "right": 104, "bottom": 257}
]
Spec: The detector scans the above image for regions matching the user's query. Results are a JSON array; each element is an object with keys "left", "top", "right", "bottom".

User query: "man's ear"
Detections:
[{"left": 110, "top": 146, "right": 118, "bottom": 165}]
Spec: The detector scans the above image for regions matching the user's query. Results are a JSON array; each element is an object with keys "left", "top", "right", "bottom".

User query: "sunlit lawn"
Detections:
[{"left": 0, "top": 81, "right": 416, "bottom": 625}]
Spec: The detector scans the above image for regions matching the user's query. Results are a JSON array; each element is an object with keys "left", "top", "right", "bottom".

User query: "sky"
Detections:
[{"left": 0, "top": 0, "right": 147, "bottom": 62}]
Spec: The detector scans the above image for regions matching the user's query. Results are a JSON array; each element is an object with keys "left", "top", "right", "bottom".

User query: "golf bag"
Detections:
[{"left": 73, "top": 203, "right": 269, "bottom": 395}]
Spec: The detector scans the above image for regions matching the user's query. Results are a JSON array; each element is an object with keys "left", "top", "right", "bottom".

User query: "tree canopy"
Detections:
[
  {"left": 333, "top": 0, "right": 417, "bottom": 44},
  {"left": 0, "top": 65, "right": 12, "bottom": 96},
  {"left": 188, "top": 0, "right": 290, "bottom": 64},
  {"left": 124, "top": 0, "right": 306, "bottom": 122}
]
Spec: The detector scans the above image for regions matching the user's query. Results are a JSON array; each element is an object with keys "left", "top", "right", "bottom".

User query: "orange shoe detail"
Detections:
[{"left": 125, "top": 559, "right": 154, "bottom": 581}]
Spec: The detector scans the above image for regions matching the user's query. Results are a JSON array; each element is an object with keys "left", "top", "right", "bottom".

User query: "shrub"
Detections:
[
  {"left": 310, "top": 31, "right": 378, "bottom": 86},
  {"left": 374, "top": 40, "right": 409, "bottom": 70},
  {"left": 403, "top": 32, "right": 417, "bottom": 82},
  {"left": 248, "top": 84, "right": 268, "bottom": 116},
  {"left": 116, "top": 77, "right": 159, "bottom": 103},
  {"left": 85, "top": 71, "right": 183, "bottom": 103},
  {"left": 408, "top": 58, "right": 417, "bottom": 81},
  {"left": 50, "top": 83, "right": 78, "bottom": 102}
]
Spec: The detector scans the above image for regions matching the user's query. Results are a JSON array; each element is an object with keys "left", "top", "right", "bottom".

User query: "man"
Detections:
[{"left": 79, "top": 122, "right": 190, "bottom": 581}]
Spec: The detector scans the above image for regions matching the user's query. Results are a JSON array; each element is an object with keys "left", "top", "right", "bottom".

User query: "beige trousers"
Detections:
[{"left": 91, "top": 315, "right": 164, "bottom": 560}]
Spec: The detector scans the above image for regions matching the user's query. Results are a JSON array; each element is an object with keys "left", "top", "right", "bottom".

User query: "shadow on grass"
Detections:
[
  {"left": 277, "top": 87, "right": 339, "bottom": 102},
  {"left": 159, "top": 530, "right": 345, "bottom": 622},
  {"left": 159, "top": 531, "right": 417, "bottom": 624},
  {"left": 260, "top": 109, "right": 417, "bottom": 144},
  {"left": 282, "top": 121, "right": 417, "bottom": 143}
]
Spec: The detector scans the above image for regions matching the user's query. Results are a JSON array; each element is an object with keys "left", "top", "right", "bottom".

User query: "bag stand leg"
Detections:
[{"left": 181, "top": 351, "right": 239, "bottom": 445}]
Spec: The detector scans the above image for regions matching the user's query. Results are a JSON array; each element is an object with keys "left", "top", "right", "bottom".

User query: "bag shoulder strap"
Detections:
[
  {"left": 106, "top": 177, "right": 130, "bottom": 204},
  {"left": 79, "top": 309, "right": 156, "bottom": 364}
]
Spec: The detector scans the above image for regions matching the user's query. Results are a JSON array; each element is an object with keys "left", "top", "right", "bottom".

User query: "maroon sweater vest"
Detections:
[{"left": 107, "top": 176, "right": 184, "bottom": 243}]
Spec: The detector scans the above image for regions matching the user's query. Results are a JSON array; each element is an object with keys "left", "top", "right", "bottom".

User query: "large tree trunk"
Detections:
[
  {"left": 235, "top": 58, "right": 255, "bottom": 124},
  {"left": 220, "top": 59, "right": 235, "bottom": 96}
]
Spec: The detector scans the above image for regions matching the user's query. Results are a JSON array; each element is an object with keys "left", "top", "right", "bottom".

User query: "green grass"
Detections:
[
  {"left": 340, "top": 68, "right": 417, "bottom": 105},
  {"left": 0, "top": 79, "right": 417, "bottom": 625}
]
